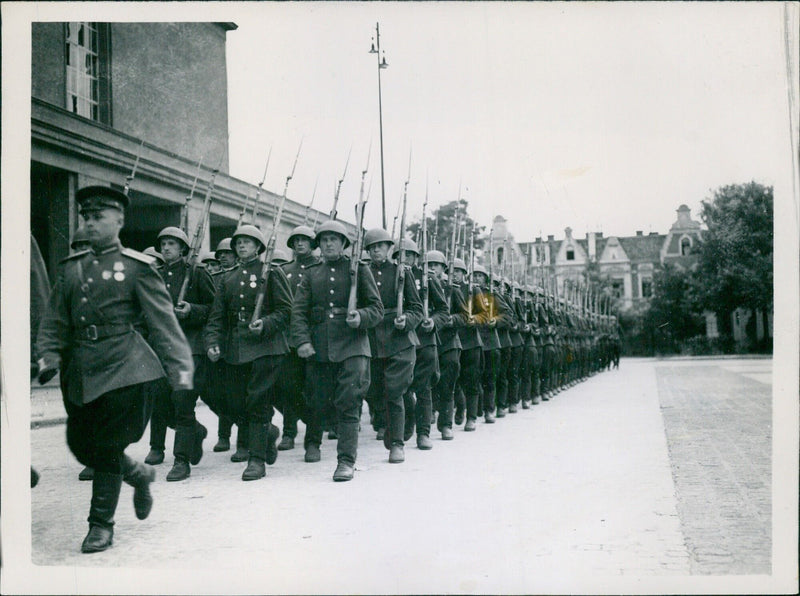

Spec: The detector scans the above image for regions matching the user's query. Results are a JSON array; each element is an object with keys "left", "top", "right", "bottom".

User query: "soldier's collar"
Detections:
[
  {"left": 240, "top": 256, "right": 261, "bottom": 266},
  {"left": 91, "top": 241, "right": 121, "bottom": 256}
]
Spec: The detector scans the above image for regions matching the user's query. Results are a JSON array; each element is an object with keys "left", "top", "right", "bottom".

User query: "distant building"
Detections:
[{"left": 31, "top": 22, "right": 336, "bottom": 275}]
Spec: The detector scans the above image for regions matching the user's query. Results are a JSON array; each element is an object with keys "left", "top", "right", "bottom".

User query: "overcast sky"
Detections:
[{"left": 222, "top": 2, "right": 793, "bottom": 241}]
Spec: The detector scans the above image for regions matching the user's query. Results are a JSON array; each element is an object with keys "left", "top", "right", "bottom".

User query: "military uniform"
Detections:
[
  {"left": 158, "top": 251, "right": 216, "bottom": 481},
  {"left": 476, "top": 277, "right": 508, "bottom": 422},
  {"left": 432, "top": 276, "right": 468, "bottom": 437},
  {"left": 366, "top": 257, "right": 423, "bottom": 459},
  {"left": 404, "top": 265, "right": 449, "bottom": 447},
  {"left": 456, "top": 280, "right": 485, "bottom": 430},
  {"left": 290, "top": 252, "right": 383, "bottom": 478},
  {"left": 204, "top": 247, "right": 292, "bottom": 480},
  {"left": 504, "top": 285, "right": 525, "bottom": 413},
  {"left": 36, "top": 186, "right": 194, "bottom": 552},
  {"left": 276, "top": 252, "right": 321, "bottom": 448}
]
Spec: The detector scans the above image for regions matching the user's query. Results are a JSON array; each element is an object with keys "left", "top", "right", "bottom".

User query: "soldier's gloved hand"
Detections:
[
  {"left": 346, "top": 310, "right": 361, "bottom": 329},
  {"left": 207, "top": 346, "right": 221, "bottom": 362},
  {"left": 248, "top": 319, "right": 264, "bottom": 336},
  {"left": 37, "top": 358, "right": 58, "bottom": 385},
  {"left": 488, "top": 318, "right": 497, "bottom": 328},
  {"left": 297, "top": 343, "right": 316, "bottom": 359},
  {"left": 524, "top": 324, "right": 531, "bottom": 333},
  {"left": 174, "top": 301, "right": 191, "bottom": 319},
  {"left": 421, "top": 317, "right": 435, "bottom": 332},
  {"left": 393, "top": 314, "right": 407, "bottom": 330}
]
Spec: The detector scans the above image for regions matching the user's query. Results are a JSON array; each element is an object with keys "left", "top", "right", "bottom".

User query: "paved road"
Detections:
[{"left": 21, "top": 357, "right": 782, "bottom": 593}]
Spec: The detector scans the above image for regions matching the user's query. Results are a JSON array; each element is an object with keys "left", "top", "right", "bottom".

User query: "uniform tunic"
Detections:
[{"left": 36, "top": 243, "right": 194, "bottom": 473}]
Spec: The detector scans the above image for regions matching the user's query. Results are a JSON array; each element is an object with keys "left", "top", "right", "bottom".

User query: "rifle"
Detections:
[
  {"left": 448, "top": 194, "right": 460, "bottom": 285},
  {"left": 467, "top": 222, "right": 476, "bottom": 319},
  {"left": 395, "top": 148, "right": 412, "bottom": 320},
  {"left": 249, "top": 146, "right": 272, "bottom": 226},
  {"left": 177, "top": 152, "right": 224, "bottom": 304},
  {"left": 421, "top": 174, "right": 429, "bottom": 318},
  {"left": 123, "top": 140, "right": 144, "bottom": 197},
  {"left": 250, "top": 140, "right": 302, "bottom": 324},
  {"left": 432, "top": 210, "right": 439, "bottom": 252},
  {"left": 487, "top": 225, "right": 495, "bottom": 320},
  {"left": 347, "top": 148, "right": 371, "bottom": 313},
  {"left": 182, "top": 156, "right": 204, "bottom": 231},
  {"left": 330, "top": 145, "right": 353, "bottom": 221},
  {"left": 302, "top": 177, "right": 319, "bottom": 226}
]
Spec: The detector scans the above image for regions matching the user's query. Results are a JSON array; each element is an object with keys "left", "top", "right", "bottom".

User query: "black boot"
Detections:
[
  {"left": 265, "top": 424, "right": 280, "bottom": 465},
  {"left": 81, "top": 471, "right": 122, "bottom": 553},
  {"left": 78, "top": 466, "right": 95, "bottom": 481},
  {"left": 191, "top": 421, "right": 208, "bottom": 466},
  {"left": 230, "top": 423, "right": 249, "bottom": 462},
  {"left": 122, "top": 455, "right": 156, "bottom": 520}
]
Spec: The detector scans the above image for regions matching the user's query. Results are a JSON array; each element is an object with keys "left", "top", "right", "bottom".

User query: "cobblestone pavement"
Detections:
[
  {"left": 18, "top": 357, "right": 784, "bottom": 593},
  {"left": 654, "top": 359, "right": 772, "bottom": 575}
]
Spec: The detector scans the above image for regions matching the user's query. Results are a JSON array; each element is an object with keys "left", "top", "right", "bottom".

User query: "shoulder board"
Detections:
[
  {"left": 60, "top": 249, "right": 91, "bottom": 263},
  {"left": 121, "top": 247, "right": 156, "bottom": 265}
]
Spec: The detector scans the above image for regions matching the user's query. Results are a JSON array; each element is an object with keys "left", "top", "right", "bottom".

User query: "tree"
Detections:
[
  {"left": 644, "top": 264, "right": 705, "bottom": 351},
  {"left": 407, "top": 199, "right": 485, "bottom": 256},
  {"left": 694, "top": 182, "right": 773, "bottom": 337}
]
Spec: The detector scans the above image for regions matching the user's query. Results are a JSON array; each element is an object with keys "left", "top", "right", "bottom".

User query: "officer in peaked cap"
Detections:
[
  {"left": 153, "top": 226, "right": 216, "bottom": 482},
  {"left": 274, "top": 225, "right": 321, "bottom": 452},
  {"left": 205, "top": 224, "right": 291, "bottom": 480},
  {"left": 36, "top": 185, "right": 194, "bottom": 553},
  {"left": 365, "top": 231, "right": 423, "bottom": 464},
  {"left": 290, "top": 220, "right": 383, "bottom": 481}
]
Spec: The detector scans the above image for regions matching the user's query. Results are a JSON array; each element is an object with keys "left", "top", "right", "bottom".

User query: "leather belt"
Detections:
[{"left": 75, "top": 323, "right": 134, "bottom": 341}]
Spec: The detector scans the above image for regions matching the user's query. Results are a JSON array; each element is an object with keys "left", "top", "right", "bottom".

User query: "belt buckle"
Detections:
[{"left": 86, "top": 324, "right": 98, "bottom": 340}]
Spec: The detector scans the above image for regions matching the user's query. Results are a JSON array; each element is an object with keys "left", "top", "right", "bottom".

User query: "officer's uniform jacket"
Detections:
[
  {"left": 36, "top": 243, "right": 194, "bottom": 405},
  {"left": 368, "top": 259, "right": 423, "bottom": 358},
  {"left": 160, "top": 258, "right": 215, "bottom": 355},
  {"left": 410, "top": 266, "right": 450, "bottom": 350},
  {"left": 204, "top": 256, "right": 292, "bottom": 365},
  {"left": 455, "top": 283, "right": 484, "bottom": 351},
  {"left": 282, "top": 253, "right": 323, "bottom": 296},
  {"left": 290, "top": 255, "right": 383, "bottom": 362},
  {"left": 211, "top": 265, "right": 237, "bottom": 290}
]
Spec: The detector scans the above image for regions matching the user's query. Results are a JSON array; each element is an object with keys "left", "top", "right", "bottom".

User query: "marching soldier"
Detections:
[
  {"left": 275, "top": 225, "right": 321, "bottom": 451},
  {"left": 504, "top": 280, "right": 525, "bottom": 413},
  {"left": 428, "top": 251, "right": 467, "bottom": 440},
  {"left": 450, "top": 258, "right": 483, "bottom": 431},
  {"left": 401, "top": 243, "right": 449, "bottom": 449},
  {"left": 36, "top": 186, "right": 194, "bottom": 553},
  {"left": 208, "top": 237, "right": 238, "bottom": 453},
  {"left": 290, "top": 220, "right": 383, "bottom": 481},
  {"left": 200, "top": 250, "right": 221, "bottom": 275},
  {"left": 473, "top": 266, "right": 506, "bottom": 423},
  {"left": 492, "top": 276, "right": 515, "bottom": 417},
  {"left": 155, "top": 226, "right": 215, "bottom": 482},
  {"left": 365, "top": 231, "right": 423, "bottom": 463},
  {"left": 205, "top": 225, "right": 291, "bottom": 480}
]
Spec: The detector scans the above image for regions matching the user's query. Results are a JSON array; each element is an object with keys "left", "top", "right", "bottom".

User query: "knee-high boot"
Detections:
[{"left": 82, "top": 471, "right": 123, "bottom": 553}]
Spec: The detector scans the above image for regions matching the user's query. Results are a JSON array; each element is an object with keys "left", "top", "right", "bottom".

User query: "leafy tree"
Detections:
[
  {"left": 694, "top": 181, "right": 773, "bottom": 337},
  {"left": 407, "top": 199, "right": 485, "bottom": 256},
  {"left": 644, "top": 264, "right": 705, "bottom": 346}
]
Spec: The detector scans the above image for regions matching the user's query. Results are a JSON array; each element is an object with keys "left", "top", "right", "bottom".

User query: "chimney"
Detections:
[
  {"left": 587, "top": 232, "right": 596, "bottom": 260},
  {"left": 636, "top": 231, "right": 643, "bottom": 236},
  {"left": 547, "top": 234, "right": 554, "bottom": 242},
  {"left": 649, "top": 231, "right": 659, "bottom": 236}
]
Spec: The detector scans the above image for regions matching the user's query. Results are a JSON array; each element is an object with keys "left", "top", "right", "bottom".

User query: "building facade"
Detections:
[{"left": 31, "top": 22, "right": 337, "bottom": 275}]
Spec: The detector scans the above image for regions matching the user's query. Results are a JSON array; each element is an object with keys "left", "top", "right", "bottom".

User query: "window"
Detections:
[
  {"left": 680, "top": 236, "right": 692, "bottom": 256},
  {"left": 641, "top": 277, "right": 653, "bottom": 298},
  {"left": 611, "top": 278, "right": 624, "bottom": 298},
  {"left": 65, "top": 23, "right": 110, "bottom": 122},
  {"left": 65, "top": 23, "right": 99, "bottom": 119},
  {"left": 566, "top": 246, "right": 575, "bottom": 261}
]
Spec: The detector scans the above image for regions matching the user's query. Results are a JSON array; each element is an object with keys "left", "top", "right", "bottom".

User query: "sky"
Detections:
[{"left": 221, "top": 2, "right": 794, "bottom": 242}]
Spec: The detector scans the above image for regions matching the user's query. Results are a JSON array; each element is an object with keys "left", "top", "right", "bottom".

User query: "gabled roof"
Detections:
[{"left": 618, "top": 235, "right": 665, "bottom": 262}]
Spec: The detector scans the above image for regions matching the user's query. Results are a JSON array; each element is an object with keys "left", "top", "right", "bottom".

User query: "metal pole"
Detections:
[{"left": 371, "top": 22, "right": 388, "bottom": 229}]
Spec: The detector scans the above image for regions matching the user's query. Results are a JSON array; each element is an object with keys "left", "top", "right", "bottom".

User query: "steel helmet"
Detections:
[
  {"left": 512, "top": 281, "right": 521, "bottom": 291},
  {"left": 363, "top": 228, "right": 394, "bottom": 249},
  {"left": 392, "top": 238, "right": 419, "bottom": 259},
  {"left": 157, "top": 226, "right": 190, "bottom": 252},
  {"left": 315, "top": 220, "right": 351, "bottom": 248},
  {"left": 271, "top": 249, "right": 290, "bottom": 264},
  {"left": 287, "top": 225, "right": 317, "bottom": 249},
  {"left": 143, "top": 246, "right": 165, "bottom": 264},
  {"left": 452, "top": 257, "right": 468, "bottom": 273},
  {"left": 232, "top": 225, "right": 267, "bottom": 254},
  {"left": 425, "top": 250, "right": 447, "bottom": 267},
  {"left": 215, "top": 237, "right": 233, "bottom": 255},
  {"left": 70, "top": 227, "right": 91, "bottom": 250},
  {"left": 200, "top": 250, "right": 219, "bottom": 264},
  {"left": 471, "top": 264, "right": 488, "bottom": 277}
]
